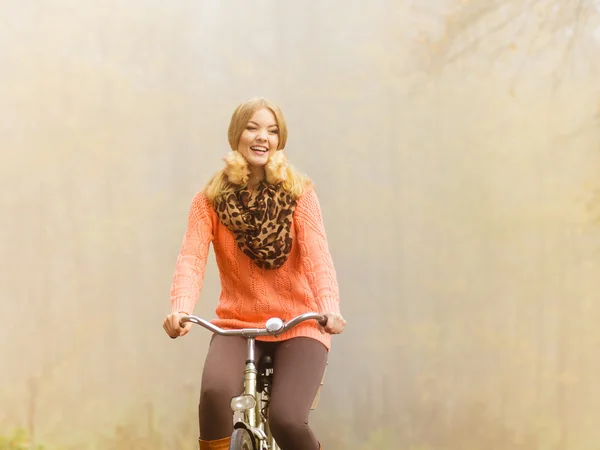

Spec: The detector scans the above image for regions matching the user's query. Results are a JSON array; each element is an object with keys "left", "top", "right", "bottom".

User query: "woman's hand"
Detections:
[
  {"left": 163, "top": 311, "right": 192, "bottom": 339},
  {"left": 320, "top": 312, "right": 346, "bottom": 334}
]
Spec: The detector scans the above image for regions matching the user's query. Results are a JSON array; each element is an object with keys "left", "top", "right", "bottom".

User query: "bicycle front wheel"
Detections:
[{"left": 230, "top": 428, "right": 255, "bottom": 450}]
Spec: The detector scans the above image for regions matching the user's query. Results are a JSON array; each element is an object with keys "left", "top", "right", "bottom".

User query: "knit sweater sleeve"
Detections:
[
  {"left": 294, "top": 187, "right": 341, "bottom": 315},
  {"left": 170, "top": 192, "right": 214, "bottom": 315}
]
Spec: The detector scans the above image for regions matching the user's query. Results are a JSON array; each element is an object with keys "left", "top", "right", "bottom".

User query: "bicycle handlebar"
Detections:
[{"left": 180, "top": 312, "right": 328, "bottom": 338}]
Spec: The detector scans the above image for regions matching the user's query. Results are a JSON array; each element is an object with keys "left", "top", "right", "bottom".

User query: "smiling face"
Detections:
[{"left": 236, "top": 108, "right": 280, "bottom": 168}]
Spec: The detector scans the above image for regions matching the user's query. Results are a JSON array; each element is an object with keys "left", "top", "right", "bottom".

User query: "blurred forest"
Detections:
[{"left": 2, "top": 0, "right": 600, "bottom": 449}]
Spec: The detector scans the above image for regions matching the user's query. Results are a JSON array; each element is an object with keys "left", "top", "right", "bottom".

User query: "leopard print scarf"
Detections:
[{"left": 214, "top": 182, "right": 297, "bottom": 269}]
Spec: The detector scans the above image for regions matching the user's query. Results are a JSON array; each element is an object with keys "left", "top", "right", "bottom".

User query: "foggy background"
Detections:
[{"left": 2, "top": 1, "right": 600, "bottom": 449}]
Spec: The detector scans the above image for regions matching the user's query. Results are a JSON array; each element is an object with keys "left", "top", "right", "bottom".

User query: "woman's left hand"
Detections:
[{"left": 320, "top": 312, "right": 346, "bottom": 334}]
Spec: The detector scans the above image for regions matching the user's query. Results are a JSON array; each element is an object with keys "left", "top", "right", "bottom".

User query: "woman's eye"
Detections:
[
  {"left": 269, "top": 129, "right": 279, "bottom": 134},
  {"left": 246, "top": 126, "right": 257, "bottom": 130}
]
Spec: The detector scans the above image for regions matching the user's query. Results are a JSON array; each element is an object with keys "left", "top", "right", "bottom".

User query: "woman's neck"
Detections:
[{"left": 247, "top": 166, "right": 265, "bottom": 190}]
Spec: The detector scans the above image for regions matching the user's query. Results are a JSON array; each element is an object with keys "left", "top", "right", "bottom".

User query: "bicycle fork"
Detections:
[{"left": 229, "top": 337, "right": 276, "bottom": 449}]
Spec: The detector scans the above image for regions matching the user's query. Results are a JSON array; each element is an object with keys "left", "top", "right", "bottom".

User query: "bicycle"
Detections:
[{"left": 181, "top": 312, "right": 328, "bottom": 450}]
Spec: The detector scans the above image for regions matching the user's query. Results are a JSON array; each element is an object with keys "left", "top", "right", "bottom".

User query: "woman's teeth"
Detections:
[{"left": 251, "top": 147, "right": 267, "bottom": 153}]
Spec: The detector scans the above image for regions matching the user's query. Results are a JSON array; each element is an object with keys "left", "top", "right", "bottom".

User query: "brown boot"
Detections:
[{"left": 198, "top": 436, "right": 231, "bottom": 450}]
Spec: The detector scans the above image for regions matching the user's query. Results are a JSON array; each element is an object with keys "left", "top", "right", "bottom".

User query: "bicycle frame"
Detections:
[{"left": 181, "top": 312, "right": 327, "bottom": 450}]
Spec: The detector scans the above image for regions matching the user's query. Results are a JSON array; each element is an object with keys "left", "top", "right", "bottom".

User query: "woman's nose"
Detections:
[{"left": 256, "top": 131, "right": 267, "bottom": 141}]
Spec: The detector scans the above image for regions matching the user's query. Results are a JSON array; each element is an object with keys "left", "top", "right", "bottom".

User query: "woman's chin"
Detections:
[{"left": 247, "top": 158, "right": 269, "bottom": 168}]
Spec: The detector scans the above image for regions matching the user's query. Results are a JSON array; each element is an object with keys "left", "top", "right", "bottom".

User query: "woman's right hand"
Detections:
[{"left": 163, "top": 311, "right": 192, "bottom": 339}]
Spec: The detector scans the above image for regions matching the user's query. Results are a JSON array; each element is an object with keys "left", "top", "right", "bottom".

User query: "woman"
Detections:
[{"left": 163, "top": 98, "right": 346, "bottom": 450}]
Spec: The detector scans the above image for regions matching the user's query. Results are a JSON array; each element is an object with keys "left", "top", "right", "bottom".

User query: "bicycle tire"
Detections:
[{"left": 229, "top": 428, "right": 255, "bottom": 450}]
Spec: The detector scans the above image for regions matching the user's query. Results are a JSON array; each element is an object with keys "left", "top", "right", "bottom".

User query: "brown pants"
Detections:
[{"left": 199, "top": 335, "right": 328, "bottom": 450}]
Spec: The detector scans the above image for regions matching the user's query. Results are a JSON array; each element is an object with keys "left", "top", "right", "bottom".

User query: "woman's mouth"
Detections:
[{"left": 250, "top": 146, "right": 268, "bottom": 155}]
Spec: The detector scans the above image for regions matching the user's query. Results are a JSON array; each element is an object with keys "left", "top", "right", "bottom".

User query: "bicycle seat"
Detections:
[{"left": 258, "top": 354, "right": 273, "bottom": 371}]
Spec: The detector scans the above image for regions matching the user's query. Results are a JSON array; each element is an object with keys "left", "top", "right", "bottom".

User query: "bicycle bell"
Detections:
[{"left": 265, "top": 317, "right": 284, "bottom": 333}]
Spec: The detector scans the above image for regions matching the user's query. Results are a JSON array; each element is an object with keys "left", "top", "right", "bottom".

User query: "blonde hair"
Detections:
[{"left": 203, "top": 98, "right": 311, "bottom": 203}]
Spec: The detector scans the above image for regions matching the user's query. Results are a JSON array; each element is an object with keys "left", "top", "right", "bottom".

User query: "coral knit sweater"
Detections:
[{"left": 170, "top": 186, "right": 341, "bottom": 350}]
